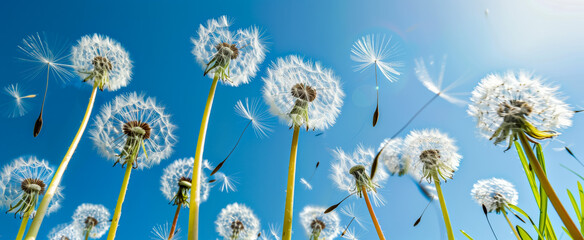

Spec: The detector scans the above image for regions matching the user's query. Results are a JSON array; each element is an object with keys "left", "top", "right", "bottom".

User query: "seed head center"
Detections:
[
  {"left": 310, "top": 219, "right": 326, "bottom": 231},
  {"left": 92, "top": 56, "right": 113, "bottom": 73},
  {"left": 21, "top": 178, "right": 46, "bottom": 194},
  {"left": 497, "top": 100, "right": 533, "bottom": 120},
  {"left": 420, "top": 149, "right": 441, "bottom": 167},
  {"left": 291, "top": 83, "right": 317, "bottom": 102},
  {"left": 122, "top": 120, "right": 152, "bottom": 139},
  {"left": 216, "top": 42, "right": 239, "bottom": 60}
]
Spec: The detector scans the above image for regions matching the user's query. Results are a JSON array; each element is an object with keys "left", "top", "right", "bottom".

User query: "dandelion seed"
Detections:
[
  {"left": 300, "top": 206, "right": 341, "bottom": 240},
  {"left": 300, "top": 178, "right": 312, "bottom": 190},
  {"left": 214, "top": 172, "right": 238, "bottom": 193},
  {"left": 3, "top": 84, "right": 36, "bottom": 118},
  {"left": 268, "top": 224, "right": 281, "bottom": 240},
  {"left": 415, "top": 56, "right": 466, "bottom": 106},
  {"left": 215, "top": 203, "right": 260, "bottom": 240},
  {"left": 351, "top": 34, "right": 403, "bottom": 127},
  {"left": 192, "top": 15, "right": 267, "bottom": 86},
  {"left": 471, "top": 178, "right": 518, "bottom": 213},
  {"left": 48, "top": 224, "right": 82, "bottom": 240},
  {"left": 468, "top": 71, "right": 572, "bottom": 149},
  {"left": 72, "top": 203, "right": 111, "bottom": 239},
  {"left": 151, "top": 222, "right": 181, "bottom": 240},
  {"left": 342, "top": 227, "right": 361, "bottom": 240},
  {"left": 340, "top": 203, "right": 366, "bottom": 229},
  {"left": 71, "top": 34, "right": 132, "bottom": 91}
]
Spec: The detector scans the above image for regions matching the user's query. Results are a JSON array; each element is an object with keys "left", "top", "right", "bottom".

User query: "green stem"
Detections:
[
  {"left": 281, "top": 126, "right": 300, "bottom": 240},
  {"left": 15, "top": 213, "right": 30, "bottom": 240},
  {"left": 25, "top": 86, "right": 99, "bottom": 240},
  {"left": 434, "top": 177, "right": 454, "bottom": 240},
  {"left": 518, "top": 132, "right": 583, "bottom": 240},
  {"left": 188, "top": 74, "right": 220, "bottom": 240},
  {"left": 502, "top": 210, "right": 521, "bottom": 240},
  {"left": 106, "top": 161, "right": 134, "bottom": 240}
]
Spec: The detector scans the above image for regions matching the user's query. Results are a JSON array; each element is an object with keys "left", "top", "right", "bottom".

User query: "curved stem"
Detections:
[
  {"left": 25, "top": 86, "right": 98, "bottom": 240},
  {"left": 362, "top": 185, "right": 386, "bottom": 240},
  {"left": 107, "top": 162, "right": 134, "bottom": 240},
  {"left": 281, "top": 126, "right": 300, "bottom": 240},
  {"left": 518, "top": 132, "right": 583, "bottom": 240},
  {"left": 168, "top": 204, "right": 182, "bottom": 240},
  {"left": 502, "top": 210, "right": 521, "bottom": 240},
  {"left": 434, "top": 177, "right": 454, "bottom": 240},
  {"left": 188, "top": 75, "right": 220, "bottom": 240},
  {"left": 15, "top": 213, "right": 30, "bottom": 240}
]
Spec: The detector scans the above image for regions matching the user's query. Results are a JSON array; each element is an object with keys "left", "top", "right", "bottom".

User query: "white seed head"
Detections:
[
  {"left": 468, "top": 71, "right": 573, "bottom": 145},
  {"left": 404, "top": 129, "right": 462, "bottom": 183},
  {"left": 351, "top": 34, "right": 403, "bottom": 82},
  {"left": 91, "top": 92, "right": 176, "bottom": 169},
  {"left": 18, "top": 32, "right": 73, "bottom": 83},
  {"left": 0, "top": 156, "right": 63, "bottom": 216},
  {"left": 48, "top": 224, "right": 83, "bottom": 240},
  {"left": 299, "top": 205, "right": 341, "bottom": 239},
  {"left": 72, "top": 203, "right": 110, "bottom": 238},
  {"left": 471, "top": 178, "right": 518, "bottom": 213},
  {"left": 234, "top": 98, "right": 273, "bottom": 138},
  {"left": 192, "top": 15, "right": 267, "bottom": 86},
  {"left": 71, "top": 34, "right": 132, "bottom": 91},
  {"left": 215, "top": 202, "right": 260, "bottom": 240},
  {"left": 414, "top": 56, "right": 466, "bottom": 106},
  {"left": 262, "top": 55, "right": 344, "bottom": 131},
  {"left": 377, "top": 138, "right": 407, "bottom": 175},
  {"left": 160, "top": 158, "right": 212, "bottom": 203}
]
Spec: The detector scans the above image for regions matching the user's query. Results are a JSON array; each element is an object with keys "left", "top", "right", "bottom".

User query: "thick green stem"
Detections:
[
  {"left": 15, "top": 213, "right": 30, "bottom": 240},
  {"left": 106, "top": 162, "right": 134, "bottom": 240},
  {"left": 434, "top": 177, "right": 454, "bottom": 240},
  {"left": 188, "top": 75, "right": 220, "bottom": 240},
  {"left": 503, "top": 210, "right": 521, "bottom": 240},
  {"left": 517, "top": 132, "right": 583, "bottom": 240},
  {"left": 25, "top": 86, "right": 98, "bottom": 240},
  {"left": 281, "top": 126, "right": 300, "bottom": 240}
]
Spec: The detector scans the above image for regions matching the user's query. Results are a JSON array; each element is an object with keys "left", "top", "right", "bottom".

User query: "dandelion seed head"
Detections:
[
  {"left": 414, "top": 56, "right": 466, "bottom": 106},
  {"left": 404, "top": 129, "right": 461, "bottom": 183},
  {"left": 71, "top": 203, "right": 110, "bottom": 238},
  {"left": 378, "top": 138, "right": 407, "bottom": 176},
  {"left": 262, "top": 55, "right": 344, "bottom": 131},
  {"left": 234, "top": 98, "right": 273, "bottom": 138},
  {"left": 350, "top": 34, "right": 403, "bottom": 82},
  {"left": 71, "top": 34, "right": 132, "bottom": 91},
  {"left": 90, "top": 92, "right": 176, "bottom": 169},
  {"left": 468, "top": 71, "right": 573, "bottom": 145},
  {"left": 215, "top": 202, "right": 260, "bottom": 240},
  {"left": 161, "top": 158, "right": 212, "bottom": 204},
  {"left": 48, "top": 224, "right": 82, "bottom": 240},
  {"left": 0, "top": 156, "right": 63, "bottom": 216},
  {"left": 3, "top": 84, "right": 35, "bottom": 118},
  {"left": 300, "top": 205, "right": 341, "bottom": 239},
  {"left": 192, "top": 16, "right": 267, "bottom": 86},
  {"left": 18, "top": 32, "right": 73, "bottom": 83},
  {"left": 471, "top": 178, "right": 518, "bottom": 213}
]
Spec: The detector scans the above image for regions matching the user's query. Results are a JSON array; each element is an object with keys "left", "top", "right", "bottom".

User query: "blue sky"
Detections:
[{"left": 2, "top": 0, "right": 584, "bottom": 239}]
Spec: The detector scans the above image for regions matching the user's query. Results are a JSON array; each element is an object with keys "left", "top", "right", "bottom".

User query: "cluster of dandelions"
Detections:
[
  {"left": 467, "top": 71, "right": 573, "bottom": 147},
  {"left": 90, "top": 92, "right": 176, "bottom": 169},
  {"left": 71, "top": 33, "right": 132, "bottom": 91},
  {"left": 215, "top": 202, "right": 260, "bottom": 240},
  {"left": 0, "top": 156, "right": 63, "bottom": 217},
  {"left": 263, "top": 55, "right": 344, "bottom": 131},
  {"left": 471, "top": 178, "right": 518, "bottom": 213},
  {"left": 300, "top": 206, "right": 341, "bottom": 240},
  {"left": 192, "top": 15, "right": 266, "bottom": 85}
]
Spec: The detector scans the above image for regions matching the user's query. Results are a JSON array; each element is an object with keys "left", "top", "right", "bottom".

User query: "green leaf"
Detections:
[
  {"left": 535, "top": 143, "right": 552, "bottom": 240},
  {"left": 460, "top": 230, "right": 474, "bottom": 240},
  {"left": 515, "top": 141, "right": 540, "bottom": 205},
  {"left": 507, "top": 204, "right": 545, "bottom": 240},
  {"left": 567, "top": 188, "right": 581, "bottom": 219},
  {"left": 517, "top": 225, "right": 533, "bottom": 240}
]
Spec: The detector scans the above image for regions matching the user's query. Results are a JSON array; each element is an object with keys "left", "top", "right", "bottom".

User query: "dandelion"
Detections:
[
  {"left": 151, "top": 223, "right": 181, "bottom": 240},
  {"left": 351, "top": 34, "right": 403, "bottom": 126},
  {"left": 0, "top": 156, "right": 63, "bottom": 240},
  {"left": 403, "top": 129, "right": 461, "bottom": 240},
  {"left": 3, "top": 84, "right": 36, "bottom": 118},
  {"left": 215, "top": 203, "right": 260, "bottom": 240},
  {"left": 471, "top": 178, "right": 520, "bottom": 239},
  {"left": 161, "top": 158, "right": 213, "bottom": 240},
  {"left": 48, "top": 224, "right": 82, "bottom": 240},
  {"left": 299, "top": 206, "right": 341, "bottom": 240},
  {"left": 377, "top": 138, "right": 406, "bottom": 176},
  {"left": 328, "top": 145, "right": 389, "bottom": 239},
  {"left": 17, "top": 32, "right": 73, "bottom": 137},
  {"left": 71, "top": 204, "right": 110, "bottom": 240},
  {"left": 468, "top": 71, "right": 581, "bottom": 239},
  {"left": 210, "top": 98, "right": 272, "bottom": 176},
  {"left": 88, "top": 92, "right": 174, "bottom": 239},
  {"left": 262, "top": 55, "right": 344, "bottom": 240},
  {"left": 188, "top": 16, "right": 267, "bottom": 240},
  {"left": 26, "top": 34, "right": 132, "bottom": 240}
]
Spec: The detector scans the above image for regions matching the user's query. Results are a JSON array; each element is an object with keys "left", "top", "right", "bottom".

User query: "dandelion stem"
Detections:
[
  {"left": 282, "top": 126, "right": 300, "bottom": 240},
  {"left": 188, "top": 74, "right": 220, "bottom": 240},
  {"left": 502, "top": 210, "right": 521, "bottom": 240},
  {"left": 434, "top": 177, "right": 454, "bottom": 240},
  {"left": 25, "top": 86, "right": 98, "bottom": 240},
  {"left": 15, "top": 213, "right": 29, "bottom": 240},
  {"left": 169, "top": 204, "right": 181, "bottom": 240},
  {"left": 518, "top": 132, "right": 583, "bottom": 240},
  {"left": 85, "top": 228, "right": 90, "bottom": 240},
  {"left": 107, "top": 161, "right": 134, "bottom": 240},
  {"left": 361, "top": 185, "right": 386, "bottom": 240}
]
